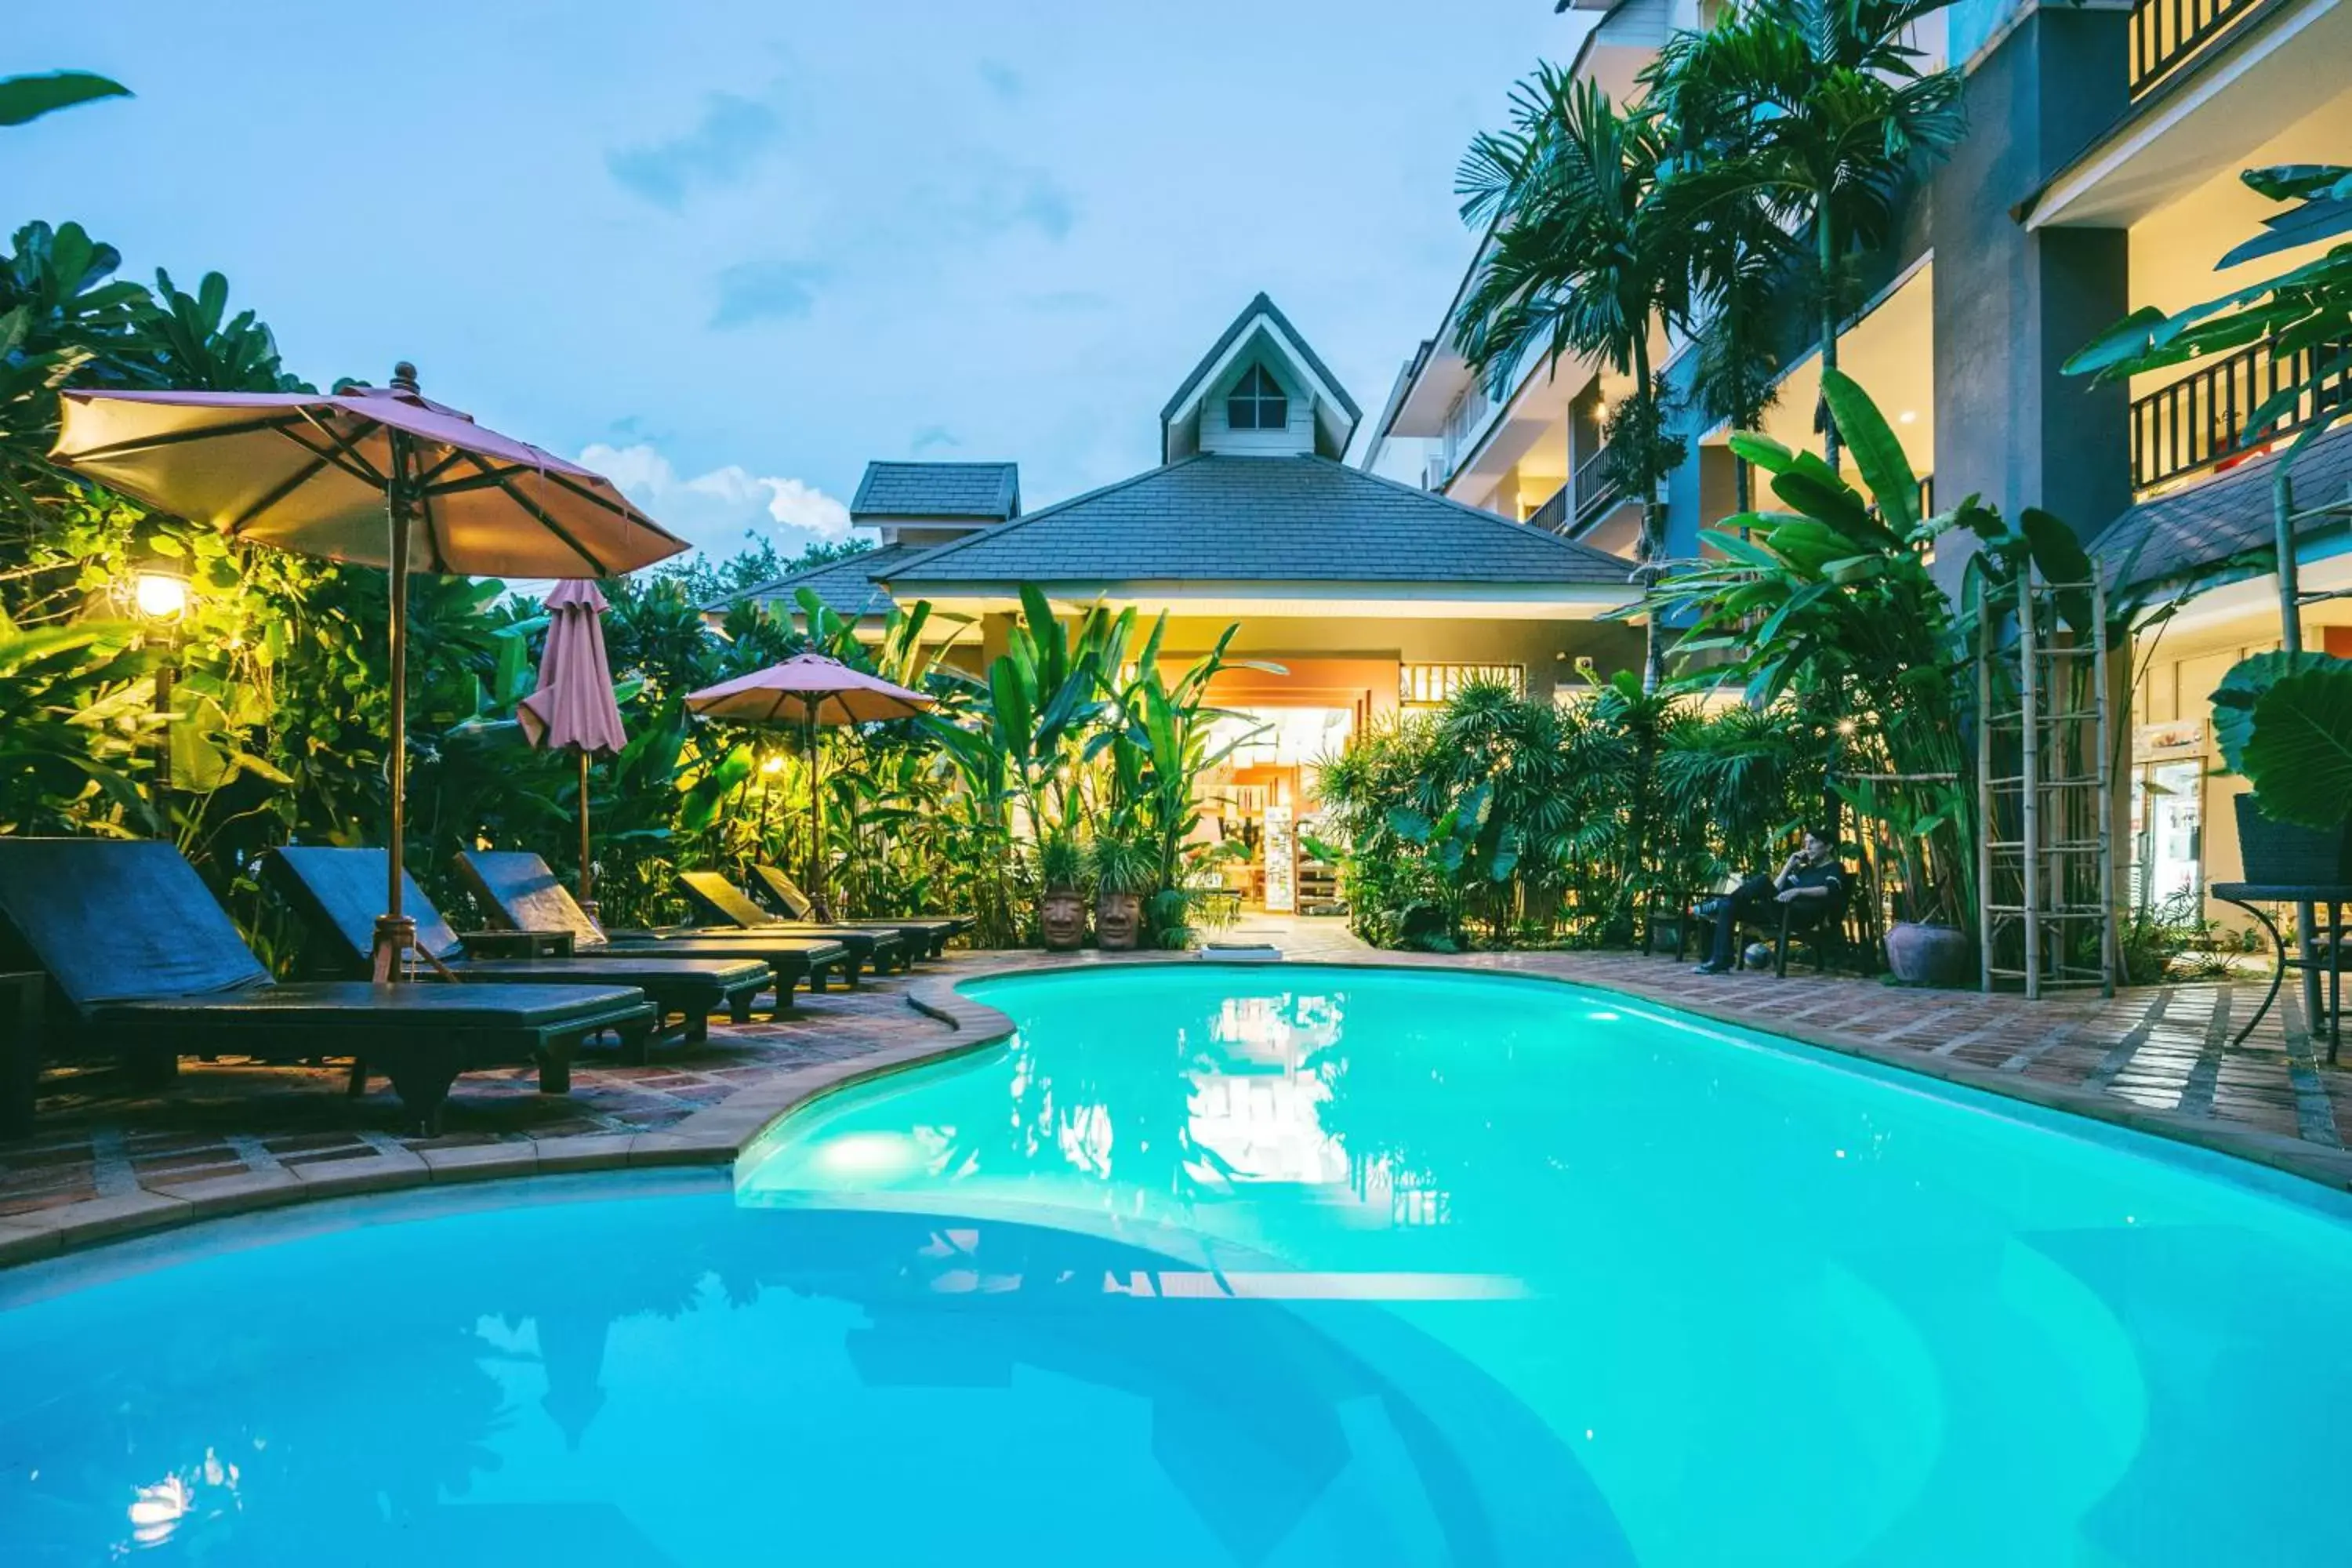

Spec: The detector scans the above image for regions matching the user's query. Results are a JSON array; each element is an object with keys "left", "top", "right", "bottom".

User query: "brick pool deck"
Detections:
[{"left": 3, "top": 927, "right": 2347, "bottom": 1263}]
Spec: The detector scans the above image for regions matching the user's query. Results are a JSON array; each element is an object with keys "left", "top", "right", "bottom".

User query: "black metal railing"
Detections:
[
  {"left": 2129, "top": 336, "right": 2352, "bottom": 492},
  {"left": 1527, "top": 481, "right": 1569, "bottom": 534},
  {"left": 1572, "top": 441, "right": 1627, "bottom": 532},
  {"left": 2129, "top": 0, "right": 2256, "bottom": 96}
]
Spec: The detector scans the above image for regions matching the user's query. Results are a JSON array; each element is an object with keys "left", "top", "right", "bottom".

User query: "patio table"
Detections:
[{"left": 2208, "top": 884, "right": 2351, "bottom": 1063}]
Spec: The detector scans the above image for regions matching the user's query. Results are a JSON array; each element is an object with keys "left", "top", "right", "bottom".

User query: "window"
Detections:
[
  {"left": 1226, "top": 365, "right": 1289, "bottom": 430},
  {"left": 1400, "top": 662, "right": 1525, "bottom": 709}
]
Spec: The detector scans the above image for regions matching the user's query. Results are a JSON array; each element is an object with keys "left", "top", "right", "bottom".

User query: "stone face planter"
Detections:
[
  {"left": 1094, "top": 891, "right": 1143, "bottom": 951},
  {"left": 1885, "top": 920, "right": 1970, "bottom": 987},
  {"left": 2234, "top": 793, "right": 2352, "bottom": 884},
  {"left": 1040, "top": 890, "right": 1087, "bottom": 951}
]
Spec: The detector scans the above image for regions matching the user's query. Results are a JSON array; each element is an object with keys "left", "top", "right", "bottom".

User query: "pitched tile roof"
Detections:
[
  {"left": 883, "top": 454, "right": 1635, "bottom": 590},
  {"left": 2093, "top": 423, "right": 2352, "bottom": 596},
  {"left": 728, "top": 543, "right": 913, "bottom": 620},
  {"left": 849, "top": 462, "right": 1020, "bottom": 520}
]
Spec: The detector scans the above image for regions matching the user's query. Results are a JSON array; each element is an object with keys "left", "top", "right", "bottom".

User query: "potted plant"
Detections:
[
  {"left": 2212, "top": 652, "right": 2352, "bottom": 881},
  {"left": 1842, "top": 779, "right": 1972, "bottom": 986},
  {"left": 1089, "top": 830, "right": 1155, "bottom": 951},
  {"left": 1037, "top": 830, "right": 1087, "bottom": 950}
]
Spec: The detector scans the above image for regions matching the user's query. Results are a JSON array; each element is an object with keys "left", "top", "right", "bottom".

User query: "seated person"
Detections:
[{"left": 1693, "top": 826, "right": 1846, "bottom": 975}]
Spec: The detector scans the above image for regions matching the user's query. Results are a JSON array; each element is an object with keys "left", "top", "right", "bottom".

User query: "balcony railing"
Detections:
[
  {"left": 1572, "top": 442, "right": 1628, "bottom": 532},
  {"left": 2129, "top": 0, "right": 2256, "bottom": 96},
  {"left": 1528, "top": 481, "right": 1569, "bottom": 534},
  {"left": 2129, "top": 336, "right": 2352, "bottom": 492}
]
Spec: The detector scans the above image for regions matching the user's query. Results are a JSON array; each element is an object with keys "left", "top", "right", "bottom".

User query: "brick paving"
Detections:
[
  {"left": 0, "top": 982, "right": 953, "bottom": 1221},
  {"left": 4, "top": 927, "right": 2348, "bottom": 1244}
]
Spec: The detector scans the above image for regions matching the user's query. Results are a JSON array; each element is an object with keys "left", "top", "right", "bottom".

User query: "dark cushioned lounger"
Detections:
[
  {"left": 0, "top": 839, "right": 654, "bottom": 1134},
  {"left": 748, "top": 864, "right": 968, "bottom": 957},
  {"left": 454, "top": 851, "right": 848, "bottom": 1007},
  {"left": 264, "top": 847, "right": 773, "bottom": 1053},
  {"left": 675, "top": 872, "right": 912, "bottom": 975}
]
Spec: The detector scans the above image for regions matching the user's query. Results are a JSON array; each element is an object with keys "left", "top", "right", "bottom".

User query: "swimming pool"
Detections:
[{"left": 3, "top": 965, "right": 2349, "bottom": 1565}]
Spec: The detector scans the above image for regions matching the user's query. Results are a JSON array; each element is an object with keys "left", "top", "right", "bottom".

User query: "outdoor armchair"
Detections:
[
  {"left": 264, "top": 847, "right": 772, "bottom": 1052},
  {"left": 0, "top": 839, "right": 654, "bottom": 1134}
]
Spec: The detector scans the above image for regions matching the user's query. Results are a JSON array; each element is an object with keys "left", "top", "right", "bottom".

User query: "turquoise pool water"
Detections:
[{"left": 3, "top": 966, "right": 2350, "bottom": 1565}]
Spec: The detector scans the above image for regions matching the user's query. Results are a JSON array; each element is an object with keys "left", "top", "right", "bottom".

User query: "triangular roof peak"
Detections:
[{"left": 1160, "top": 293, "right": 1361, "bottom": 463}]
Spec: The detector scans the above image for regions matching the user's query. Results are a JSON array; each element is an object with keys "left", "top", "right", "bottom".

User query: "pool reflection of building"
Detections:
[{"left": 1186, "top": 992, "right": 1450, "bottom": 1228}]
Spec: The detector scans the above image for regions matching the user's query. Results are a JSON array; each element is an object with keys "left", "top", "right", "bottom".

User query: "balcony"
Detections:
[
  {"left": 2129, "top": 0, "right": 2260, "bottom": 96},
  {"left": 1528, "top": 481, "right": 1568, "bottom": 535},
  {"left": 2129, "top": 336, "right": 2352, "bottom": 492}
]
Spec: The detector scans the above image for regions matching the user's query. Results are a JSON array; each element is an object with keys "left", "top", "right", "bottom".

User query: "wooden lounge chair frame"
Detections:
[{"left": 0, "top": 840, "right": 655, "bottom": 1134}]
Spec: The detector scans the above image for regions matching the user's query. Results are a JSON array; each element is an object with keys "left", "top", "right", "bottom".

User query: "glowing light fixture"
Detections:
[
  {"left": 760, "top": 754, "right": 786, "bottom": 775},
  {"left": 132, "top": 563, "right": 189, "bottom": 620},
  {"left": 1897, "top": 409, "right": 1918, "bottom": 426}
]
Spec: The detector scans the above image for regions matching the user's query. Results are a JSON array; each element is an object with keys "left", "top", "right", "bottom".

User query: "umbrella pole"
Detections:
[
  {"left": 372, "top": 430, "right": 419, "bottom": 983},
  {"left": 579, "top": 749, "right": 594, "bottom": 913},
  {"left": 806, "top": 701, "right": 826, "bottom": 921}
]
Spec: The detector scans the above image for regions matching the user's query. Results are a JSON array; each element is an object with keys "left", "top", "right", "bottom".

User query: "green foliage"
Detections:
[
  {"left": 1641, "top": 0, "right": 1964, "bottom": 468},
  {"left": 0, "top": 72, "right": 129, "bottom": 129},
  {"left": 1454, "top": 69, "right": 1687, "bottom": 685},
  {"left": 2218, "top": 653, "right": 2352, "bottom": 829},
  {"left": 1087, "top": 829, "right": 1156, "bottom": 898},
  {"left": 1314, "top": 676, "right": 1833, "bottom": 949}
]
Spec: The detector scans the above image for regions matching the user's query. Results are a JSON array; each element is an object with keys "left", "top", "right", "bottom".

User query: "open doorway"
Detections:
[{"left": 1196, "top": 706, "right": 1352, "bottom": 913}]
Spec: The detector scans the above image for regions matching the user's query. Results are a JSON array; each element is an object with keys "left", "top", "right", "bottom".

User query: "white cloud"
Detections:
[{"left": 579, "top": 441, "right": 852, "bottom": 561}]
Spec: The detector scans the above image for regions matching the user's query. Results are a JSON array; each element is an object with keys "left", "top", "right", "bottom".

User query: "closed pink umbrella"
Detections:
[
  {"left": 518, "top": 580, "right": 628, "bottom": 910},
  {"left": 684, "top": 654, "right": 932, "bottom": 917},
  {"left": 52, "top": 365, "right": 687, "bottom": 978}
]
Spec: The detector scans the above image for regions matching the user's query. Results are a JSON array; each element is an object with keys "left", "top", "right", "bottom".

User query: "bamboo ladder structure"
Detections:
[{"left": 1977, "top": 571, "right": 2119, "bottom": 997}]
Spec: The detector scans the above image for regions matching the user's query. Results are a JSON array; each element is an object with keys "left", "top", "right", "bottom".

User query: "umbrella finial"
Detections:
[{"left": 390, "top": 361, "right": 420, "bottom": 394}]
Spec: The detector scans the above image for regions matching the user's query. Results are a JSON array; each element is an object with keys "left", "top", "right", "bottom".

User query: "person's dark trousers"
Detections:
[{"left": 1708, "top": 875, "right": 1780, "bottom": 968}]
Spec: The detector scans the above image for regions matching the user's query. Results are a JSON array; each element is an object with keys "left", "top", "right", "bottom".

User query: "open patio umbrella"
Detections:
[
  {"left": 51, "top": 364, "right": 688, "bottom": 978},
  {"left": 683, "top": 653, "right": 931, "bottom": 919},
  {"left": 517, "top": 580, "right": 628, "bottom": 912}
]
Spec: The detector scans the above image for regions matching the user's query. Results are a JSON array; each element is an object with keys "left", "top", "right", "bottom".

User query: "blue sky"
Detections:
[{"left": 8, "top": 2, "right": 1588, "bottom": 561}]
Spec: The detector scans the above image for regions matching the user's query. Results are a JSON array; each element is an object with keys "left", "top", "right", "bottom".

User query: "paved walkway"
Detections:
[{"left": 2, "top": 933, "right": 2346, "bottom": 1261}]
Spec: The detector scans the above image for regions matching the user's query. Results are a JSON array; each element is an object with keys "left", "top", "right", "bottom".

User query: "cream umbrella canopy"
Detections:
[
  {"left": 683, "top": 654, "right": 933, "bottom": 919},
  {"left": 51, "top": 364, "right": 688, "bottom": 978}
]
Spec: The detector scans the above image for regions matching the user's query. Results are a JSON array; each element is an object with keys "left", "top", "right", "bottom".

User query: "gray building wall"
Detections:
[{"left": 1931, "top": 5, "right": 2135, "bottom": 572}]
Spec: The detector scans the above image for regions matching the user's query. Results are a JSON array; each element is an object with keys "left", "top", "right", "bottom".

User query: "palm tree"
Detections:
[
  {"left": 1642, "top": 38, "right": 1795, "bottom": 520},
  {"left": 1651, "top": 0, "right": 1963, "bottom": 472},
  {"left": 1454, "top": 67, "right": 1691, "bottom": 691}
]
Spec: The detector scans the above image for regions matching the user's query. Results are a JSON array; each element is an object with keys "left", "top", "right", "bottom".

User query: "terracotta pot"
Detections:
[
  {"left": 1040, "top": 889, "right": 1087, "bottom": 951},
  {"left": 1096, "top": 891, "right": 1143, "bottom": 950},
  {"left": 1884, "top": 920, "right": 1970, "bottom": 987}
]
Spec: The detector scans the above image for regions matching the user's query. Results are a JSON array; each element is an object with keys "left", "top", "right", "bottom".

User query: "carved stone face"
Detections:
[
  {"left": 1041, "top": 891, "right": 1087, "bottom": 950},
  {"left": 1095, "top": 891, "right": 1142, "bottom": 950}
]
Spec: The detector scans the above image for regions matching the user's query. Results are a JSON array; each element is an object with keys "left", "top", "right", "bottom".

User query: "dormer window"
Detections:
[{"left": 1226, "top": 365, "right": 1289, "bottom": 431}]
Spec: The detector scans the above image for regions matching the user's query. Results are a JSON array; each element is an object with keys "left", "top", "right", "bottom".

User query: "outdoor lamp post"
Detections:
[{"left": 128, "top": 545, "right": 191, "bottom": 807}]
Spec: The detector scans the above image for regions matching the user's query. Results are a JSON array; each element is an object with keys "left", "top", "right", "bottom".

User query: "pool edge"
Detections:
[{"left": 9, "top": 949, "right": 2347, "bottom": 1269}]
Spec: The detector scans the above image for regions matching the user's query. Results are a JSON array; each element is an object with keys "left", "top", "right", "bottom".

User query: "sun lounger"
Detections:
[
  {"left": 263, "top": 847, "right": 772, "bottom": 1054},
  {"left": 0, "top": 839, "right": 654, "bottom": 1134},
  {"left": 746, "top": 864, "right": 968, "bottom": 958},
  {"left": 453, "top": 851, "right": 849, "bottom": 1005},
  {"left": 676, "top": 871, "right": 915, "bottom": 975}
]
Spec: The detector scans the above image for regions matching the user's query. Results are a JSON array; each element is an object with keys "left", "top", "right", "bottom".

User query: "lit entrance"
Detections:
[{"left": 1198, "top": 706, "right": 1352, "bottom": 913}]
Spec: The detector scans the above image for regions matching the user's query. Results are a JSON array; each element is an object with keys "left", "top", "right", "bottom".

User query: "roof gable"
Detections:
[{"left": 1160, "top": 294, "right": 1362, "bottom": 463}]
